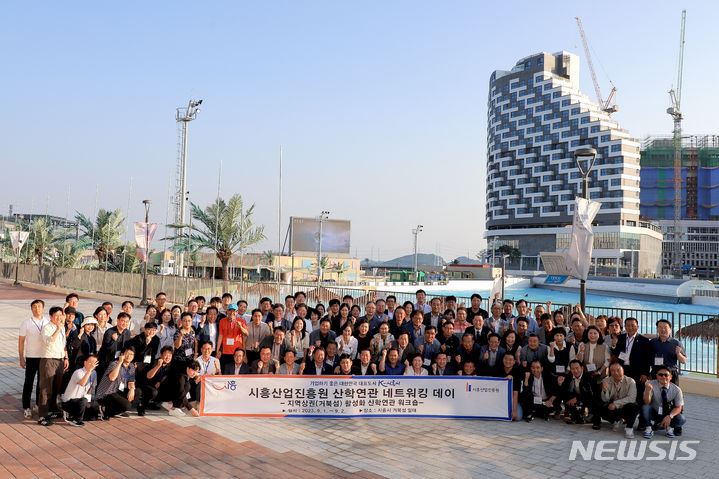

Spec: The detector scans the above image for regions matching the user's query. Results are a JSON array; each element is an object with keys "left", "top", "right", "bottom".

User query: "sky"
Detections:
[{"left": 2, "top": 1, "right": 717, "bottom": 262}]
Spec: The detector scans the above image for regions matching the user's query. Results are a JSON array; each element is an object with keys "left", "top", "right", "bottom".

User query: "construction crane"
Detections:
[
  {"left": 668, "top": 10, "right": 687, "bottom": 278},
  {"left": 575, "top": 17, "right": 618, "bottom": 114}
]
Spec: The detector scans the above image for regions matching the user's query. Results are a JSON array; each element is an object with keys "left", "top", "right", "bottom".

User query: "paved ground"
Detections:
[{"left": 1, "top": 283, "right": 718, "bottom": 478}]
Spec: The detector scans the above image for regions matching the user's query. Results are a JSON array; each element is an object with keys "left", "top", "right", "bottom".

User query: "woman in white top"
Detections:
[
  {"left": 157, "top": 309, "right": 176, "bottom": 354},
  {"left": 336, "top": 324, "right": 358, "bottom": 360},
  {"left": 196, "top": 342, "right": 221, "bottom": 375},
  {"left": 284, "top": 317, "right": 309, "bottom": 362},
  {"left": 91, "top": 308, "right": 111, "bottom": 345},
  {"left": 404, "top": 354, "right": 429, "bottom": 376},
  {"left": 573, "top": 325, "right": 610, "bottom": 379}
]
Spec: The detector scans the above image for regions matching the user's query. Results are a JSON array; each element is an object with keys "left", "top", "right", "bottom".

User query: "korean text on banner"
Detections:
[
  {"left": 565, "top": 197, "right": 601, "bottom": 280},
  {"left": 201, "top": 375, "right": 512, "bottom": 420}
]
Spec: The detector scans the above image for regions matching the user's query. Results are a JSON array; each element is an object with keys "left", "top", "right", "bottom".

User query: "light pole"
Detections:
[
  {"left": 317, "top": 211, "right": 329, "bottom": 282},
  {"left": 140, "top": 200, "right": 152, "bottom": 306},
  {"left": 175, "top": 99, "right": 202, "bottom": 276},
  {"left": 13, "top": 214, "right": 24, "bottom": 286},
  {"left": 574, "top": 147, "right": 597, "bottom": 312},
  {"left": 501, "top": 254, "right": 509, "bottom": 300},
  {"left": 412, "top": 225, "right": 423, "bottom": 282}
]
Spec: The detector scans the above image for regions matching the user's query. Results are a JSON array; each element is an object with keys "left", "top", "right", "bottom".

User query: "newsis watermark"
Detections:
[{"left": 569, "top": 440, "right": 699, "bottom": 461}]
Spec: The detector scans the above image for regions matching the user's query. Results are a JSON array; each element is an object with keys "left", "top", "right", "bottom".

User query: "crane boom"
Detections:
[
  {"left": 575, "top": 17, "right": 618, "bottom": 114},
  {"left": 575, "top": 17, "right": 603, "bottom": 106},
  {"left": 668, "top": 9, "right": 687, "bottom": 278}
]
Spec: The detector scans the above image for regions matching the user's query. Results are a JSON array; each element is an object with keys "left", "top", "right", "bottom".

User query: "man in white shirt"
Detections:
[
  {"left": 38, "top": 306, "right": 69, "bottom": 426},
  {"left": 19, "top": 299, "right": 49, "bottom": 418},
  {"left": 60, "top": 355, "right": 98, "bottom": 426}
]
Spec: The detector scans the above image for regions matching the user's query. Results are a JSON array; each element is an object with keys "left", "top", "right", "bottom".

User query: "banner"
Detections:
[
  {"left": 565, "top": 197, "right": 601, "bottom": 280},
  {"left": 9, "top": 231, "right": 30, "bottom": 256},
  {"left": 134, "top": 222, "right": 158, "bottom": 262},
  {"left": 201, "top": 375, "right": 511, "bottom": 420}
]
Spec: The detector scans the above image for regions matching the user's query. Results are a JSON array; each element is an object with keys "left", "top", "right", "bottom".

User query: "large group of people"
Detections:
[{"left": 18, "top": 289, "right": 687, "bottom": 438}]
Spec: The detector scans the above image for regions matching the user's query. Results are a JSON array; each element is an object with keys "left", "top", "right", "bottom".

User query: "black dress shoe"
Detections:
[
  {"left": 525, "top": 415, "right": 534, "bottom": 422},
  {"left": 674, "top": 427, "right": 682, "bottom": 436}
]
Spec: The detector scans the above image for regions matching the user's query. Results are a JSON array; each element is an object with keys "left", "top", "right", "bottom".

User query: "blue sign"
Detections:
[{"left": 545, "top": 275, "right": 570, "bottom": 284}]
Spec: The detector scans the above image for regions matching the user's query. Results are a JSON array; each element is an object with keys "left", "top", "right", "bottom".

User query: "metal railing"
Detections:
[{"left": 1, "top": 263, "right": 717, "bottom": 376}]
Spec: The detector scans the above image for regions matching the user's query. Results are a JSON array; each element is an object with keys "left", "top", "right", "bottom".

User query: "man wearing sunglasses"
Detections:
[{"left": 640, "top": 366, "right": 685, "bottom": 439}]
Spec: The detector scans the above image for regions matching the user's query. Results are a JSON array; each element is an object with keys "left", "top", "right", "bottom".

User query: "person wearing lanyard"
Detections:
[
  {"left": 217, "top": 303, "right": 249, "bottom": 372},
  {"left": 60, "top": 354, "right": 99, "bottom": 426},
  {"left": 19, "top": 299, "right": 49, "bottom": 419},
  {"left": 649, "top": 319, "right": 686, "bottom": 385},
  {"left": 259, "top": 327, "right": 287, "bottom": 363},
  {"left": 520, "top": 360, "right": 557, "bottom": 422},
  {"left": 37, "top": 306, "right": 69, "bottom": 426},
  {"left": 196, "top": 306, "right": 220, "bottom": 355},
  {"left": 197, "top": 342, "right": 221, "bottom": 376},
  {"left": 173, "top": 313, "right": 197, "bottom": 363},
  {"left": 640, "top": 366, "right": 686, "bottom": 438},
  {"left": 96, "top": 346, "right": 138, "bottom": 420}
]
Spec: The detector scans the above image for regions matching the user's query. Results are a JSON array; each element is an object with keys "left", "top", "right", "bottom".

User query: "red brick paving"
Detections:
[
  {"left": 0, "top": 396, "right": 386, "bottom": 479},
  {"left": 0, "top": 282, "right": 68, "bottom": 301}
]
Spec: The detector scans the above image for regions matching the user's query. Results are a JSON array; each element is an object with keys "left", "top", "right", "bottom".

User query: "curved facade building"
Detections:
[{"left": 485, "top": 51, "right": 663, "bottom": 276}]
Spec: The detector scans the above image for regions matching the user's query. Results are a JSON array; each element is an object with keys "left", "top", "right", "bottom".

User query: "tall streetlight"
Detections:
[
  {"left": 574, "top": 147, "right": 597, "bottom": 312},
  {"left": 140, "top": 200, "right": 152, "bottom": 306},
  {"left": 13, "top": 214, "right": 24, "bottom": 286},
  {"left": 412, "top": 225, "right": 423, "bottom": 281},
  {"left": 175, "top": 99, "right": 202, "bottom": 276},
  {"left": 317, "top": 211, "right": 329, "bottom": 282}
]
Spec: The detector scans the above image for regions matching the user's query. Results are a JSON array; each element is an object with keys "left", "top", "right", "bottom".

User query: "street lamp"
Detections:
[
  {"left": 13, "top": 214, "right": 24, "bottom": 286},
  {"left": 412, "top": 225, "right": 423, "bottom": 282},
  {"left": 574, "top": 146, "right": 597, "bottom": 312},
  {"left": 140, "top": 200, "right": 152, "bottom": 306},
  {"left": 317, "top": 211, "right": 330, "bottom": 282},
  {"left": 501, "top": 254, "right": 509, "bottom": 300}
]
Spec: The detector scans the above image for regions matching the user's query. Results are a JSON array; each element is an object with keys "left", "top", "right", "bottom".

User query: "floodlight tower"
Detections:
[{"left": 175, "top": 99, "right": 202, "bottom": 276}]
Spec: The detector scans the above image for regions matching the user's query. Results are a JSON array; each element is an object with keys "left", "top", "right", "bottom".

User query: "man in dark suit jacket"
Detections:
[
  {"left": 560, "top": 359, "right": 601, "bottom": 424},
  {"left": 423, "top": 298, "right": 446, "bottom": 329},
  {"left": 98, "top": 312, "right": 132, "bottom": 379},
  {"left": 478, "top": 334, "right": 506, "bottom": 374},
  {"left": 464, "top": 315, "right": 492, "bottom": 347},
  {"left": 303, "top": 347, "right": 335, "bottom": 375},
  {"left": 258, "top": 327, "right": 288, "bottom": 364},
  {"left": 223, "top": 349, "right": 251, "bottom": 375},
  {"left": 612, "top": 317, "right": 650, "bottom": 385},
  {"left": 352, "top": 350, "right": 377, "bottom": 375},
  {"left": 520, "top": 360, "right": 558, "bottom": 421},
  {"left": 431, "top": 352, "right": 456, "bottom": 376},
  {"left": 196, "top": 309, "right": 220, "bottom": 354}
]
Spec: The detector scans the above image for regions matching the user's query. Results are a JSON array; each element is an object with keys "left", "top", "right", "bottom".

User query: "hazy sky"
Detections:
[{"left": 2, "top": 2, "right": 716, "bottom": 261}]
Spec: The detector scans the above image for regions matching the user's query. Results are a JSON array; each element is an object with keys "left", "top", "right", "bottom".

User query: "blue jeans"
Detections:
[{"left": 640, "top": 404, "right": 685, "bottom": 429}]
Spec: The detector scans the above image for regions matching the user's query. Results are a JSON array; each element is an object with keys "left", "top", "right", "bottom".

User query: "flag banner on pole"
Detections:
[
  {"left": 9, "top": 231, "right": 30, "bottom": 256},
  {"left": 565, "top": 197, "right": 601, "bottom": 280},
  {"left": 134, "top": 222, "right": 158, "bottom": 262},
  {"left": 201, "top": 375, "right": 512, "bottom": 419},
  {"left": 489, "top": 276, "right": 503, "bottom": 302}
]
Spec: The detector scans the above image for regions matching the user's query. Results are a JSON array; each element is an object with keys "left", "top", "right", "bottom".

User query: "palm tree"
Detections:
[
  {"left": 28, "top": 218, "right": 77, "bottom": 265},
  {"left": 166, "top": 194, "right": 265, "bottom": 281},
  {"left": 75, "top": 209, "right": 125, "bottom": 270},
  {"left": 172, "top": 234, "right": 203, "bottom": 277},
  {"left": 55, "top": 237, "right": 92, "bottom": 268}
]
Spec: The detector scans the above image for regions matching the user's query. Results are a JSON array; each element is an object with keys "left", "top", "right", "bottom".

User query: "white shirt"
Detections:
[
  {"left": 62, "top": 367, "right": 95, "bottom": 402},
  {"left": 41, "top": 322, "right": 66, "bottom": 359},
  {"left": 336, "top": 336, "right": 358, "bottom": 359},
  {"left": 303, "top": 318, "right": 314, "bottom": 334},
  {"left": 197, "top": 355, "right": 220, "bottom": 375},
  {"left": 208, "top": 322, "right": 217, "bottom": 349},
  {"left": 19, "top": 316, "right": 49, "bottom": 358},
  {"left": 404, "top": 367, "right": 428, "bottom": 376}
]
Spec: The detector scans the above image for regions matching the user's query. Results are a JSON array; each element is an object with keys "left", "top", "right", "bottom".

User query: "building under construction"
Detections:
[
  {"left": 640, "top": 135, "right": 719, "bottom": 220},
  {"left": 640, "top": 135, "right": 719, "bottom": 278}
]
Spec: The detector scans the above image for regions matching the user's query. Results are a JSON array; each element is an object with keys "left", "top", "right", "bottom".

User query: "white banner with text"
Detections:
[{"left": 201, "top": 375, "right": 511, "bottom": 419}]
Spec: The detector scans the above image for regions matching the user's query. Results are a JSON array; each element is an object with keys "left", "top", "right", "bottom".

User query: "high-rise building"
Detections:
[
  {"left": 485, "top": 51, "right": 663, "bottom": 277},
  {"left": 640, "top": 135, "right": 719, "bottom": 278}
]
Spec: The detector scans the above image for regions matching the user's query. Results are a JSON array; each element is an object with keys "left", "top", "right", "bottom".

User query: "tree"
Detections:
[
  {"left": 496, "top": 245, "right": 521, "bottom": 261},
  {"left": 54, "top": 237, "right": 92, "bottom": 268},
  {"left": 165, "top": 194, "right": 265, "bottom": 281},
  {"left": 28, "top": 218, "right": 77, "bottom": 266},
  {"left": 75, "top": 209, "right": 125, "bottom": 270}
]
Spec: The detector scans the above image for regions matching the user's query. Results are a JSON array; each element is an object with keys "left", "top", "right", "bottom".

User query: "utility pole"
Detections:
[
  {"left": 317, "top": 211, "right": 329, "bottom": 282},
  {"left": 175, "top": 99, "right": 202, "bottom": 277},
  {"left": 412, "top": 225, "right": 423, "bottom": 281}
]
